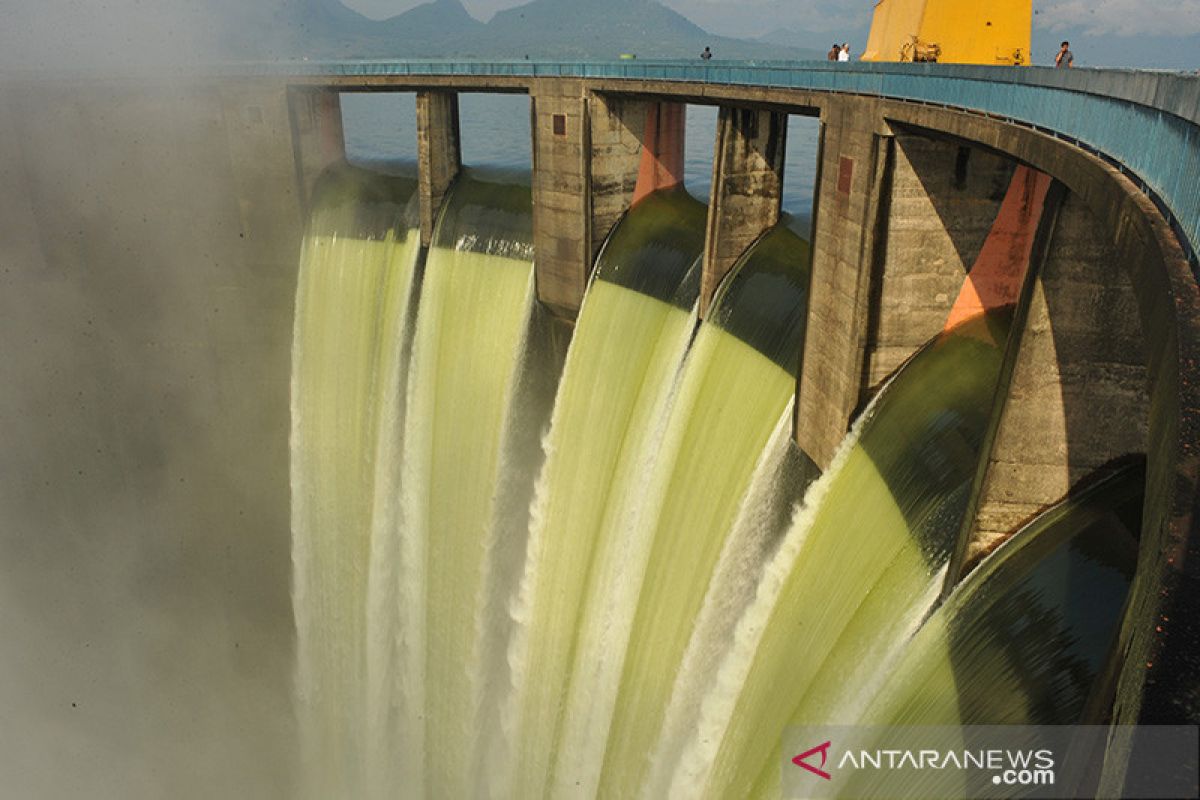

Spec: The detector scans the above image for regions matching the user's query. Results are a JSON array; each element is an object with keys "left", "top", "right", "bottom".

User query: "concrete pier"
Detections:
[
  {"left": 700, "top": 107, "right": 787, "bottom": 318},
  {"left": 531, "top": 86, "right": 685, "bottom": 318},
  {"left": 416, "top": 90, "right": 462, "bottom": 247},
  {"left": 589, "top": 94, "right": 653, "bottom": 252},
  {"left": 794, "top": 98, "right": 893, "bottom": 469},
  {"left": 530, "top": 79, "right": 591, "bottom": 318}
]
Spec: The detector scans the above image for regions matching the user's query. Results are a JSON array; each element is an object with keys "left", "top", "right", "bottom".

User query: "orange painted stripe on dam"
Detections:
[
  {"left": 944, "top": 165, "right": 1052, "bottom": 332},
  {"left": 632, "top": 102, "right": 686, "bottom": 204}
]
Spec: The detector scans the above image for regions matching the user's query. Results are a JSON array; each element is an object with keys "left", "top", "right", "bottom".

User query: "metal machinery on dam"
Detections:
[{"left": 2, "top": 57, "right": 1199, "bottom": 796}]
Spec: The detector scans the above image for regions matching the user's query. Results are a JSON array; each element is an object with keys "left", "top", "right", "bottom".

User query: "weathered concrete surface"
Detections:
[
  {"left": 863, "top": 133, "right": 1015, "bottom": 386},
  {"left": 530, "top": 79, "right": 590, "bottom": 318},
  {"left": 967, "top": 192, "right": 1150, "bottom": 560},
  {"left": 700, "top": 107, "right": 786, "bottom": 318},
  {"left": 590, "top": 95, "right": 683, "bottom": 260},
  {"left": 794, "top": 97, "right": 892, "bottom": 469},
  {"left": 589, "top": 93, "right": 650, "bottom": 255},
  {"left": 416, "top": 90, "right": 461, "bottom": 248},
  {"left": 287, "top": 86, "right": 344, "bottom": 217},
  {"left": 537, "top": 88, "right": 686, "bottom": 319}
]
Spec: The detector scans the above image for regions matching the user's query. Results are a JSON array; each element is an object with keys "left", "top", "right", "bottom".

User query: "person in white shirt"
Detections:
[{"left": 837, "top": 43, "right": 851, "bottom": 62}]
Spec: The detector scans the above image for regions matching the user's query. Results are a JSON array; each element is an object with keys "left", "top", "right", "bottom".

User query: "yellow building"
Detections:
[{"left": 861, "top": 0, "right": 1031, "bottom": 65}]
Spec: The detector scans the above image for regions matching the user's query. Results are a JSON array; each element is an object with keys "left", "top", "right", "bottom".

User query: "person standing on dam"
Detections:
[
  {"left": 828, "top": 43, "right": 841, "bottom": 60},
  {"left": 701, "top": 46, "right": 713, "bottom": 60},
  {"left": 838, "top": 43, "right": 851, "bottom": 62},
  {"left": 1055, "top": 41, "right": 1074, "bottom": 68}
]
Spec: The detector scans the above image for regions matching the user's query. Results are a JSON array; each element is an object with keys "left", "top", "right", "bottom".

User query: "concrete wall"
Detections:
[
  {"left": 968, "top": 192, "right": 1150, "bottom": 560},
  {"left": 220, "top": 81, "right": 307, "bottom": 255},
  {"left": 530, "top": 79, "right": 591, "bottom": 318},
  {"left": 700, "top": 107, "right": 786, "bottom": 318},
  {"left": 863, "top": 133, "right": 1015, "bottom": 386}
]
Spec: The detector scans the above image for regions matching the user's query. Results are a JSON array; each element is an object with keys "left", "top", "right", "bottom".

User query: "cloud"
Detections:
[{"left": 1035, "top": 0, "right": 1200, "bottom": 37}]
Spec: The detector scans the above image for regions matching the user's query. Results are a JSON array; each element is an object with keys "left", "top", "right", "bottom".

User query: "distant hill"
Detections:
[
  {"left": 0, "top": 0, "right": 824, "bottom": 69},
  {"left": 476, "top": 0, "right": 810, "bottom": 60},
  {"left": 378, "top": 0, "right": 485, "bottom": 43},
  {"left": 214, "top": 0, "right": 823, "bottom": 61}
]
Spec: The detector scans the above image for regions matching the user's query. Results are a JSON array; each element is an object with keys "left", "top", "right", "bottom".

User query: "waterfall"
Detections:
[
  {"left": 503, "top": 188, "right": 707, "bottom": 799},
  {"left": 289, "top": 167, "right": 1141, "bottom": 799},
  {"left": 398, "top": 170, "right": 541, "bottom": 799},
  {"left": 290, "top": 167, "right": 422, "bottom": 798}
]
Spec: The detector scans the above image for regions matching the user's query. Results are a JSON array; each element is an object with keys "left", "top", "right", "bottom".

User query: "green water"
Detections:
[
  {"left": 671, "top": 314, "right": 1013, "bottom": 799},
  {"left": 867, "top": 465, "right": 1139, "bottom": 727},
  {"left": 595, "top": 223, "right": 813, "bottom": 799},
  {"left": 399, "top": 171, "right": 538, "bottom": 799},
  {"left": 290, "top": 167, "right": 421, "bottom": 797},
  {"left": 289, "top": 172, "right": 1142, "bottom": 800},
  {"left": 643, "top": 401, "right": 810, "bottom": 798},
  {"left": 504, "top": 189, "right": 707, "bottom": 799},
  {"left": 835, "top": 465, "right": 1140, "bottom": 799}
]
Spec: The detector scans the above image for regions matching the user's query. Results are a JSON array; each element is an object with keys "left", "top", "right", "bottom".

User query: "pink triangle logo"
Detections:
[{"left": 792, "top": 740, "right": 833, "bottom": 780}]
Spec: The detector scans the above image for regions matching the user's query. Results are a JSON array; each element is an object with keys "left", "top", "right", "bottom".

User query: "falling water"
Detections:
[
  {"left": 290, "top": 166, "right": 422, "bottom": 798},
  {"left": 672, "top": 312, "right": 1016, "bottom": 799},
  {"left": 289, "top": 167, "right": 1143, "bottom": 800},
  {"left": 835, "top": 463, "right": 1140, "bottom": 799},
  {"left": 503, "top": 188, "right": 707, "bottom": 799},
  {"left": 594, "top": 220, "right": 814, "bottom": 798},
  {"left": 398, "top": 169, "right": 540, "bottom": 799}
]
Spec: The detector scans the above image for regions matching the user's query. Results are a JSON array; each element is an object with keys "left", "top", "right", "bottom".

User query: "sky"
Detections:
[{"left": 341, "top": 0, "right": 1200, "bottom": 40}]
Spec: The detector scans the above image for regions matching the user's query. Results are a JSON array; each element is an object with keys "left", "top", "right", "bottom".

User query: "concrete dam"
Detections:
[{"left": 1, "top": 61, "right": 1198, "bottom": 797}]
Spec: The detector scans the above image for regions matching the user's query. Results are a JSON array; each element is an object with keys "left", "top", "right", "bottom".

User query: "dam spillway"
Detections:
[
  {"left": 289, "top": 160, "right": 1137, "bottom": 795},
  {"left": 1, "top": 62, "right": 1198, "bottom": 798}
]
